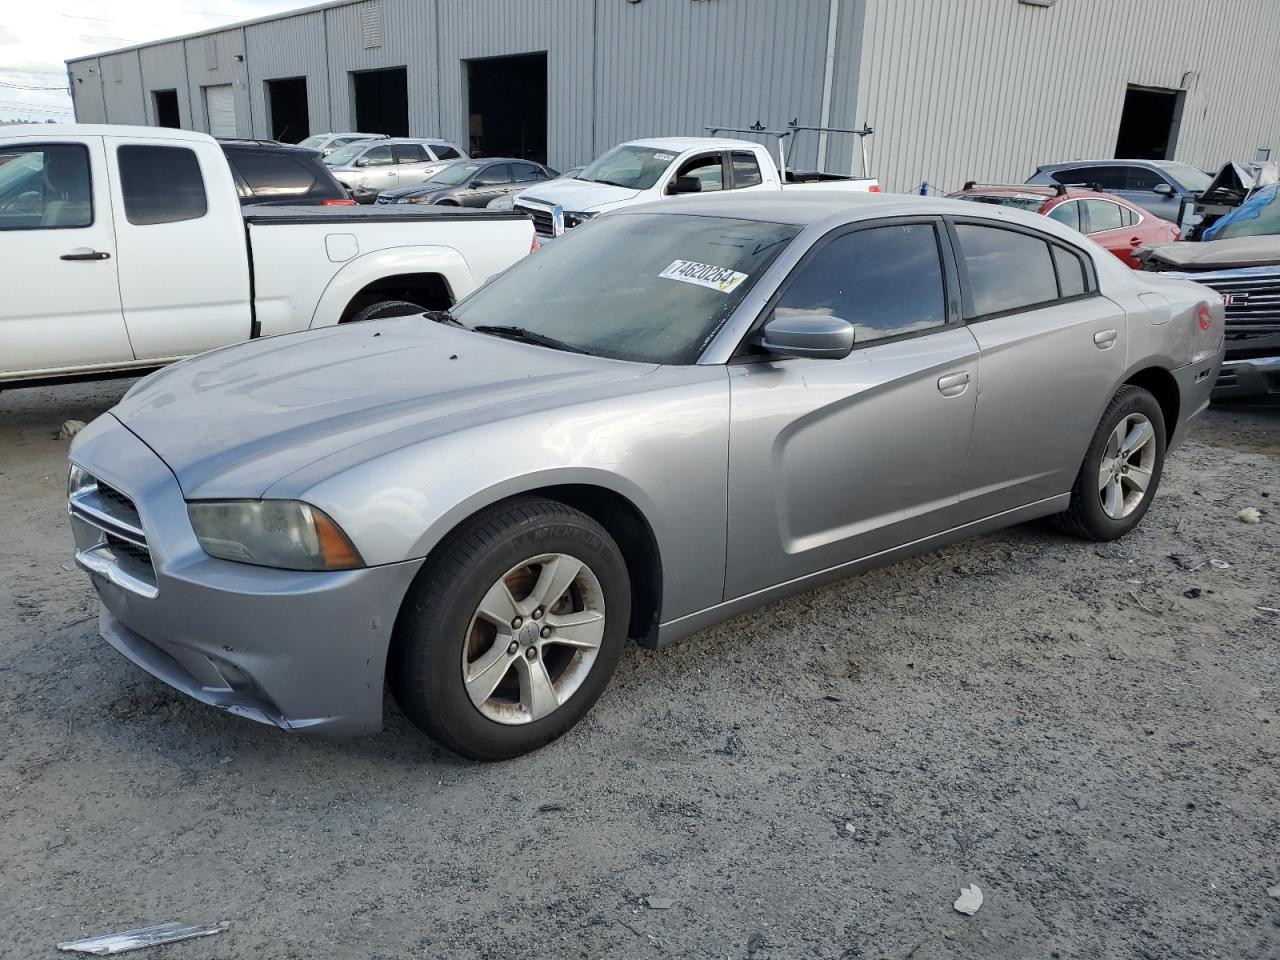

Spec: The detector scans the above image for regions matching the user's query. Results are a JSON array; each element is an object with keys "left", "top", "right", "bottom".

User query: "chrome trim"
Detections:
[
  {"left": 76, "top": 542, "right": 159, "bottom": 599},
  {"left": 1222, "top": 355, "right": 1280, "bottom": 369},
  {"left": 68, "top": 499, "right": 147, "bottom": 547},
  {"left": 67, "top": 465, "right": 158, "bottom": 598}
]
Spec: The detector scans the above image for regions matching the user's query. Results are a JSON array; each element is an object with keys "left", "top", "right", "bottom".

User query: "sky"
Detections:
[{"left": 0, "top": 0, "right": 307, "bottom": 122}]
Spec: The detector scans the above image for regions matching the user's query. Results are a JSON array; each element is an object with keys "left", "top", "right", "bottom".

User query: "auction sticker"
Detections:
[
  {"left": 659, "top": 259, "right": 749, "bottom": 294},
  {"left": 653, "top": 152, "right": 675, "bottom": 161}
]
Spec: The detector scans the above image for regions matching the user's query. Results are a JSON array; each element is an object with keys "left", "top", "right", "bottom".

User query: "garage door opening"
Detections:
[
  {"left": 152, "top": 89, "right": 180, "bottom": 128},
  {"left": 466, "top": 53, "right": 547, "bottom": 164},
  {"left": 203, "top": 84, "right": 237, "bottom": 138},
  {"left": 266, "top": 77, "right": 309, "bottom": 143},
  {"left": 1115, "top": 85, "right": 1184, "bottom": 160},
  {"left": 352, "top": 67, "right": 408, "bottom": 137}
]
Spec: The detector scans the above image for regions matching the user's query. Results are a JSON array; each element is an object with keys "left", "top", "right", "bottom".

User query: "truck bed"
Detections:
[{"left": 242, "top": 205, "right": 531, "bottom": 226}]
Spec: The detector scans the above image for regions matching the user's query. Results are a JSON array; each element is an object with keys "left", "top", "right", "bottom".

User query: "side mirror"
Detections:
[
  {"left": 668, "top": 175, "right": 702, "bottom": 195},
  {"left": 1152, "top": 182, "right": 1175, "bottom": 196},
  {"left": 757, "top": 313, "right": 855, "bottom": 361},
  {"left": 354, "top": 157, "right": 369, "bottom": 168}
]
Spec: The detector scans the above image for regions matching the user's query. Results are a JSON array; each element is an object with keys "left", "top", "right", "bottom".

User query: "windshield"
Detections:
[
  {"left": 0, "top": 152, "right": 41, "bottom": 196},
  {"left": 955, "top": 193, "right": 1046, "bottom": 212},
  {"left": 1155, "top": 161, "right": 1213, "bottom": 193},
  {"left": 297, "top": 135, "right": 327, "bottom": 149},
  {"left": 577, "top": 145, "right": 681, "bottom": 191},
  {"left": 452, "top": 213, "right": 799, "bottom": 363},
  {"left": 323, "top": 144, "right": 365, "bottom": 167},
  {"left": 1210, "top": 184, "right": 1280, "bottom": 240},
  {"left": 427, "top": 161, "right": 482, "bottom": 187}
]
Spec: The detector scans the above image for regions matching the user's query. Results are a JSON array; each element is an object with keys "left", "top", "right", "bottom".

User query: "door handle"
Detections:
[
  {"left": 1093, "top": 329, "right": 1118, "bottom": 349},
  {"left": 1128, "top": 237, "right": 1142, "bottom": 246},
  {"left": 937, "top": 371, "right": 970, "bottom": 398},
  {"left": 60, "top": 249, "right": 110, "bottom": 261}
]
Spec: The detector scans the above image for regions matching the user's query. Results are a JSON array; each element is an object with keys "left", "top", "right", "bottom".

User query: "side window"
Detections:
[
  {"left": 1119, "top": 204, "right": 1139, "bottom": 227},
  {"left": 1056, "top": 166, "right": 1124, "bottom": 190},
  {"left": 118, "top": 145, "right": 207, "bottom": 225},
  {"left": 1051, "top": 244, "right": 1089, "bottom": 298},
  {"left": 676, "top": 153, "right": 724, "bottom": 192},
  {"left": 1046, "top": 200, "right": 1081, "bottom": 231},
  {"left": 434, "top": 145, "right": 461, "bottom": 161},
  {"left": 1124, "top": 167, "right": 1164, "bottom": 191},
  {"left": 477, "top": 163, "right": 511, "bottom": 185},
  {"left": 392, "top": 144, "right": 425, "bottom": 164},
  {"left": 0, "top": 143, "right": 93, "bottom": 230},
  {"left": 955, "top": 223, "right": 1058, "bottom": 317},
  {"left": 774, "top": 223, "right": 947, "bottom": 344},
  {"left": 232, "top": 153, "right": 315, "bottom": 195},
  {"left": 1083, "top": 199, "right": 1124, "bottom": 234},
  {"left": 362, "top": 145, "right": 394, "bottom": 166},
  {"left": 510, "top": 162, "right": 545, "bottom": 182},
  {"left": 731, "top": 151, "right": 763, "bottom": 189}
]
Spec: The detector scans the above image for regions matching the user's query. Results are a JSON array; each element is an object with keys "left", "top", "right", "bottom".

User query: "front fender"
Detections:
[{"left": 309, "top": 245, "right": 476, "bottom": 328}]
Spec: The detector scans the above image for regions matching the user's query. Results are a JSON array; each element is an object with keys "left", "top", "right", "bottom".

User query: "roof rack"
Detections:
[{"left": 960, "top": 181, "right": 1064, "bottom": 195}]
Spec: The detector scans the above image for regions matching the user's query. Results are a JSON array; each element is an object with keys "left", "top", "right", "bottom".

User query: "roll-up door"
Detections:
[{"left": 203, "top": 84, "right": 236, "bottom": 137}]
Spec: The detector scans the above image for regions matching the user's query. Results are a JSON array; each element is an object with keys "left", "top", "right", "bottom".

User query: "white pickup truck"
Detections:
[
  {"left": 512, "top": 136, "right": 880, "bottom": 240},
  {"left": 0, "top": 125, "right": 536, "bottom": 388}
]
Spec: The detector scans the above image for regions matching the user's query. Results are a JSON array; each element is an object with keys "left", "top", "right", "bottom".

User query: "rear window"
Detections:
[
  {"left": 231, "top": 152, "right": 316, "bottom": 195},
  {"left": 118, "top": 145, "right": 207, "bottom": 225},
  {"left": 432, "top": 144, "right": 461, "bottom": 161}
]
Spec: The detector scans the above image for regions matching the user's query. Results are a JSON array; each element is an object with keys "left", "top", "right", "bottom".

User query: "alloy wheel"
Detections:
[
  {"left": 1097, "top": 412, "right": 1157, "bottom": 520},
  {"left": 461, "top": 553, "right": 606, "bottom": 725}
]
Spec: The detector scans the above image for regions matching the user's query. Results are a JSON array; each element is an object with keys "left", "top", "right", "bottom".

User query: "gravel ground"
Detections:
[{"left": 1, "top": 380, "right": 1277, "bottom": 960}]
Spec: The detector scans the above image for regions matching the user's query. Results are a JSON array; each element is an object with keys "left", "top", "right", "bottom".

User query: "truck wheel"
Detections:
[
  {"left": 390, "top": 497, "right": 631, "bottom": 760},
  {"left": 1054, "top": 385, "right": 1166, "bottom": 541},
  {"left": 344, "top": 300, "right": 426, "bottom": 323}
]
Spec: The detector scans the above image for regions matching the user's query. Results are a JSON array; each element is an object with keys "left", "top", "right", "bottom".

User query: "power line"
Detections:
[{"left": 0, "top": 81, "right": 67, "bottom": 91}]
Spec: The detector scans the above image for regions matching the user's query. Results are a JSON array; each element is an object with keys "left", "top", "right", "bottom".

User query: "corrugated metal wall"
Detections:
[
  {"left": 139, "top": 42, "right": 191, "bottom": 127},
  {"left": 97, "top": 51, "right": 146, "bottom": 125},
  {"left": 182, "top": 28, "right": 249, "bottom": 136},
  {"left": 245, "top": 10, "right": 330, "bottom": 139},
  {"left": 437, "top": 0, "right": 595, "bottom": 170},
  {"left": 68, "top": 60, "right": 107, "bottom": 124},
  {"left": 855, "top": 0, "right": 1280, "bottom": 193}
]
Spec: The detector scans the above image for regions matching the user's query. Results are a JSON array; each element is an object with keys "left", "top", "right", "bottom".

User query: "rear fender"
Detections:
[{"left": 310, "top": 246, "right": 475, "bottom": 328}]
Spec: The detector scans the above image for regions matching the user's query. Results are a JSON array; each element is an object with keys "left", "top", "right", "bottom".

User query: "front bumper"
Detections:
[
  {"left": 1213, "top": 355, "right": 1280, "bottom": 400},
  {"left": 68, "top": 415, "right": 423, "bottom": 735}
]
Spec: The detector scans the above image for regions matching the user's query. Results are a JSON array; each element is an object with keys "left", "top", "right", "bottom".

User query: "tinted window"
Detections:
[
  {"left": 1119, "top": 204, "right": 1138, "bottom": 227},
  {"left": 677, "top": 153, "right": 723, "bottom": 192},
  {"left": 510, "top": 161, "right": 546, "bottom": 182},
  {"left": 433, "top": 145, "right": 461, "bottom": 161},
  {"left": 0, "top": 143, "right": 92, "bottom": 230},
  {"left": 1052, "top": 245, "right": 1088, "bottom": 298},
  {"left": 955, "top": 224, "right": 1058, "bottom": 317},
  {"left": 362, "top": 145, "right": 393, "bottom": 166},
  {"left": 1084, "top": 199, "right": 1124, "bottom": 234},
  {"left": 393, "top": 144, "right": 426, "bottom": 164},
  {"left": 1123, "top": 166, "right": 1164, "bottom": 191},
  {"left": 731, "top": 151, "right": 763, "bottom": 188},
  {"left": 232, "top": 152, "right": 315, "bottom": 195},
  {"left": 118, "top": 145, "right": 207, "bottom": 225},
  {"left": 775, "top": 223, "right": 947, "bottom": 343},
  {"left": 1054, "top": 165, "right": 1125, "bottom": 190},
  {"left": 475, "top": 163, "right": 509, "bottom": 185},
  {"left": 1046, "top": 200, "right": 1081, "bottom": 231}
]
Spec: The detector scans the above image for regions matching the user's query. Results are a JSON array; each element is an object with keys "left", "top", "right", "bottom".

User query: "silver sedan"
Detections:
[{"left": 68, "top": 193, "right": 1225, "bottom": 759}]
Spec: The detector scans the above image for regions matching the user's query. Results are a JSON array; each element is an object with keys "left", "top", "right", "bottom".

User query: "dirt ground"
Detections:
[{"left": 1, "top": 380, "right": 1277, "bottom": 960}]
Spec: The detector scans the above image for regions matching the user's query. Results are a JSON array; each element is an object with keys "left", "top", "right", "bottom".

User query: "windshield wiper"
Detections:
[
  {"left": 423, "top": 309, "right": 466, "bottom": 328},
  {"left": 472, "top": 325, "right": 587, "bottom": 354},
  {"left": 584, "top": 177, "right": 629, "bottom": 189}
]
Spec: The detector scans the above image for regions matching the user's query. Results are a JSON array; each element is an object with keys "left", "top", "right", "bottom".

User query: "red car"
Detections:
[{"left": 949, "top": 183, "right": 1180, "bottom": 269}]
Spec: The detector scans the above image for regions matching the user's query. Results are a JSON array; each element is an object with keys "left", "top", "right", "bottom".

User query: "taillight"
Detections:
[
  {"left": 1197, "top": 304, "right": 1213, "bottom": 331},
  {"left": 868, "top": 184, "right": 881, "bottom": 193},
  {"left": 323, "top": 198, "right": 356, "bottom": 206},
  {"left": 1192, "top": 301, "right": 1222, "bottom": 363}
]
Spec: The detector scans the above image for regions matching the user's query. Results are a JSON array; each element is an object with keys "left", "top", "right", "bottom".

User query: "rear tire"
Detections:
[
  {"left": 1054, "top": 385, "right": 1166, "bottom": 541},
  {"left": 345, "top": 299, "right": 427, "bottom": 324},
  {"left": 390, "top": 497, "right": 631, "bottom": 760}
]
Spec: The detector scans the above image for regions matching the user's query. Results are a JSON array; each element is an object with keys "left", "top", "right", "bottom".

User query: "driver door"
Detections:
[
  {"left": 725, "top": 219, "right": 979, "bottom": 600},
  {"left": 0, "top": 136, "right": 132, "bottom": 380},
  {"left": 464, "top": 162, "right": 512, "bottom": 207}
]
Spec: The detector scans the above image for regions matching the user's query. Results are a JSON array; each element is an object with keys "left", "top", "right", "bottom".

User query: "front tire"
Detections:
[
  {"left": 1055, "top": 385, "right": 1166, "bottom": 541},
  {"left": 345, "top": 299, "right": 427, "bottom": 324},
  {"left": 390, "top": 498, "right": 631, "bottom": 760}
]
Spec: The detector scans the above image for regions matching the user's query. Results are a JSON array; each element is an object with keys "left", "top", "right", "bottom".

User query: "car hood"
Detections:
[
  {"left": 379, "top": 183, "right": 450, "bottom": 201},
  {"left": 1140, "top": 235, "right": 1280, "bottom": 270},
  {"left": 113, "top": 319, "right": 657, "bottom": 500},
  {"left": 515, "top": 178, "right": 641, "bottom": 211}
]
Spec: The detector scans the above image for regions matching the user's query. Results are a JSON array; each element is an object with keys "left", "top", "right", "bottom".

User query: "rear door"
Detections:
[
  {"left": 725, "top": 218, "right": 979, "bottom": 598},
  {"left": 0, "top": 137, "right": 133, "bottom": 380},
  {"left": 105, "top": 138, "right": 251, "bottom": 360},
  {"left": 392, "top": 143, "right": 433, "bottom": 186},
  {"left": 950, "top": 220, "right": 1127, "bottom": 519},
  {"left": 1081, "top": 197, "right": 1143, "bottom": 267}
]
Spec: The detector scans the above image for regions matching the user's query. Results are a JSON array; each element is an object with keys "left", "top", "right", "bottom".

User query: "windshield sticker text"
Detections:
[
  {"left": 653, "top": 153, "right": 675, "bottom": 162},
  {"left": 659, "top": 260, "right": 749, "bottom": 294}
]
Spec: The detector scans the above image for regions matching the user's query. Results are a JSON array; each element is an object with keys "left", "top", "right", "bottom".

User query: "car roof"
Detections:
[
  {"left": 220, "top": 141, "right": 322, "bottom": 156},
  {"left": 619, "top": 191, "right": 982, "bottom": 225},
  {"left": 0, "top": 123, "right": 214, "bottom": 144},
  {"left": 1038, "top": 158, "right": 1173, "bottom": 171},
  {"left": 623, "top": 136, "right": 765, "bottom": 152}
]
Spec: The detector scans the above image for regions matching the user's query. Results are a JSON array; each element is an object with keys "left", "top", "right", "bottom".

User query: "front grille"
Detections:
[
  {"left": 1188, "top": 272, "right": 1280, "bottom": 335},
  {"left": 515, "top": 201, "right": 556, "bottom": 238},
  {"left": 375, "top": 195, "right": 394, "bottom": 205},
  {"left": 68, "top": 468, "right": 158, "bottom": 597}
]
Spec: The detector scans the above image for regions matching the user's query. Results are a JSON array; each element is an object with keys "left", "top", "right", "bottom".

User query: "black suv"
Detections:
[{"left": 218, "top": 140, "right": 354, "bottom": 207}]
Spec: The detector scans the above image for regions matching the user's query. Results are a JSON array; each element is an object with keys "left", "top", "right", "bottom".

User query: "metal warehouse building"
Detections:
[{"left": 67, "top": 0, "right": 1280, "bottom": 192}]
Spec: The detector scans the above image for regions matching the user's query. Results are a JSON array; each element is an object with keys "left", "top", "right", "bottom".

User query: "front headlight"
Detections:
[
  {"left": 187, "top": 500, "right": 364, "bottom": 571},
  {"left": 564, "top": 210, "right": 598, "bottom": 229},
  {"left": 68, "top": 463, "right": 93, "bottom": 499},
  {"left": 406, "top": 195, "right": 432, "bottom": 204}
]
